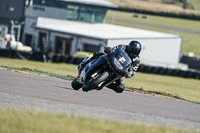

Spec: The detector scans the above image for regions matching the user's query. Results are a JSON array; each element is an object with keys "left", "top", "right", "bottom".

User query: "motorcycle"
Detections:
[{"left": 71, "top": 48, "right": 132, "bottom": 93}]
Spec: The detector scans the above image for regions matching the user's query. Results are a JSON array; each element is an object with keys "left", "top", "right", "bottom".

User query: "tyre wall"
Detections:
[
  {"left": 0, "top": 49, "right": 199, "bottom": 80},
  {"left": 137, "top": 64, "right": 200, "bottom": 80}
]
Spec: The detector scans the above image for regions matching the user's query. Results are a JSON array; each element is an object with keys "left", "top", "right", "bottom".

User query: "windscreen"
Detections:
[{"left": 114, "top": 48, "right": 132, "bottom": 69}]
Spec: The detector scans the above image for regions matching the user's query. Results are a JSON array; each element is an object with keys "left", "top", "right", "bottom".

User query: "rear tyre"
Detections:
[
  {"left": 71, "top": 78, "right": 82, "bottom": 90},
  {"left": 82, "top": 71, "right": 109, "bottom": 92}
]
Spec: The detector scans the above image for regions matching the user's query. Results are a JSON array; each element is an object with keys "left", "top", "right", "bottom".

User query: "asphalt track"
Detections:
[
  {"left": 106, "top": 17, "right": 200, "bottom": 35},
  {"left": 0, "top": 69, "right": 200, "bottom": 130}
]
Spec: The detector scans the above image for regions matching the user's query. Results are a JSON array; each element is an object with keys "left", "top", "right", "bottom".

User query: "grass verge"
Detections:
[
  {"left": 106, "top": 10, "right": 200, "bottom": 31},
  {"left": 189, "top": 0, "right": 200, "bottom": 10},
  {"left": 0, "top": 108, "right": 199, "bottom": 133},
  {"left": 0, "top": 57, "right": 200, "bottom": 103},
  {"left": 105, "top": 10, "right": 200, "bottom": 57}
]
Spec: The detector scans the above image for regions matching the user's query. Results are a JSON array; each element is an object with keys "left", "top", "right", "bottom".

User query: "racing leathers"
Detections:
[{"left": 80, "top": 44, "right": 140, "bottom": 93}]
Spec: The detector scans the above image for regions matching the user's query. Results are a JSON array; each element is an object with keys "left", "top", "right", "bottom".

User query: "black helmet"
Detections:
[{"left": 126, "top": 41, "right": 141, "bottom": 59}]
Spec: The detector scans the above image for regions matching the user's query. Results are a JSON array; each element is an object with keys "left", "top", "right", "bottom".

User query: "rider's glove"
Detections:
[
  {"left": 125, "top": 73, "right": 132, "bottom": 78},
  {"left": 125, "top": 71, "right": 135, "bottom": 78},
  {"left": 104, "top": 47, "right": 112, "bottom": 54}
]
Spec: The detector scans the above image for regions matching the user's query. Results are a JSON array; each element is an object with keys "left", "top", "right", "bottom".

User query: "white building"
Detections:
[
  {"left": 35, "top": 17, "right": 183, "bottom": 68},
  {"left": 23, "top": 0, "right": 184, "bottom": 69}
]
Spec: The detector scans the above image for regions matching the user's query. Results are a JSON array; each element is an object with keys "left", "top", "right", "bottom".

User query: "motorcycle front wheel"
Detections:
[
  {"left": 71, "top": 78, "right": 82, "bottom": 90},
  {"left": 82, "top": 71, "right": 109, "bottom": 92}
]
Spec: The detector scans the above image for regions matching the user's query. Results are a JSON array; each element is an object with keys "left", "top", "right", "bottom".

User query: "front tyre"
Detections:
[
  {"left": 71, "top": 78, "right": 82, "bottom": 90},
  {"left": 82, "top": 71, "right": 109, "bottom": 92}
]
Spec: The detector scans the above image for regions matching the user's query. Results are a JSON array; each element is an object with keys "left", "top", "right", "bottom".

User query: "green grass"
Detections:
[
  {"left": 125, "top": 72, "right": 200, "bottom": 102},
  {"left": 73, "top": 51, "right": 93, "bottom": 58},
  {"left": 106, "top": 10, "right": 200, "bottom": 31},
  {"left": 0, "top": 58, "right": 78, "bottom": 78},
  {"left": 105, "top": 10, "right": 200, "bottom": 57},
  {"left": 190, "top": 0, "right": 200, "bottom": 10},
  {"left": 0, "top": 108, "right": 199, "bottom": 133},
  {"left": 1, "top": 57, "right": 200, "bottom": 103}
]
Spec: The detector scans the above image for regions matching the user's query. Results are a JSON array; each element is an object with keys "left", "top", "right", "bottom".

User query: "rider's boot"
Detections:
[{"left": 107, "top": 78, "right": 125, "bottom": 93}]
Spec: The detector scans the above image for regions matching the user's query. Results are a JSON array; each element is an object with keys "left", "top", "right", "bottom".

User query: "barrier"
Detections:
[
  {"left": 137, "top": 64, "right": 200, "bottom": 80},
  {"left": 180, "top": 55, "right": 200, "bottom": 71},
  {"left": 0, "top": 49, "right": 11, "bottom": 57},
  {"left": 0, "top": 49, "right": 199, "bottom": 80},
  {"left": 0, "top": 48, "right": 33, "bottom": 60}
]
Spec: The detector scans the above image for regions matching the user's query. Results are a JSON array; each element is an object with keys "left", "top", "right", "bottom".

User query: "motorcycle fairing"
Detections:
[
  {"left": 80, "top": 48, "right": 131, "bottom": 84},
  {"left": 104, "top": 48, "right": 132, "bottom": 76},
  {"left": 81, "top": 56, "right": 107, "bottom": 83}
]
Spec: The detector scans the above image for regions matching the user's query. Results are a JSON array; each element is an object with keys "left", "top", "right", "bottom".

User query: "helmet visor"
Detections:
[{"left": 128, "top": 48, "right": 138, "bottom": 59}]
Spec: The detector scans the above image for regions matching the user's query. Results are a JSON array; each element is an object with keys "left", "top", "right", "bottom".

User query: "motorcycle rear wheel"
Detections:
[{"left": 82, "top": 71, "right": 109, "bottom": 92}]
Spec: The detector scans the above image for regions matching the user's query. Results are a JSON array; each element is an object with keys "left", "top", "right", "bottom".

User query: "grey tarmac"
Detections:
[{"left": 0, "top": 69, "right": 200, "bottom": 130}]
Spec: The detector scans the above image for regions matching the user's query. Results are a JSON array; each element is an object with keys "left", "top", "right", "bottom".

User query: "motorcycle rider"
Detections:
[{"left": 79, "top": 40, "right": 142, "bottom": 93}]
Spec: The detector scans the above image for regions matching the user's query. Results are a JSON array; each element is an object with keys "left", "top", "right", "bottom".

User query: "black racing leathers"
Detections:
[
  {"left": 104, "top": 45, "right": 140, "bottom": 93},
  {"left": 105, "top": 44, "right": 140, "bottom": 78},
  {"left": 81, "top": 45, "right": 140, "bottom": 93}
]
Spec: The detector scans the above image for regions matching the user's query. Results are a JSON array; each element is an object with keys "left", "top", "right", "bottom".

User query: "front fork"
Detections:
[
  {"left": 103, "top": 73, "right": 120, "bottom": 87},
  {"left": 96, "top": 70, "right": 120, "bottom": 90}
]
